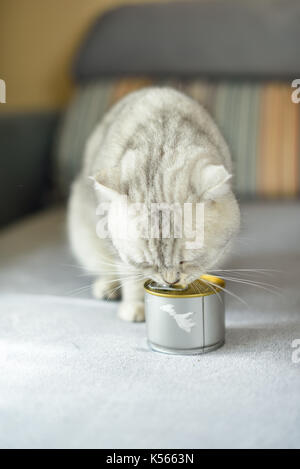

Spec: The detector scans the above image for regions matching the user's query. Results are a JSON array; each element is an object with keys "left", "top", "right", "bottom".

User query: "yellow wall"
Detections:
[{"left": 0, "top": 0, "right": 165, "bottom": 112}]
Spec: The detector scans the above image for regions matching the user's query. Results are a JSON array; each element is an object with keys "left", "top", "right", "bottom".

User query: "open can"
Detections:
[{"left": 144, "top": 275, "right": 225, "bottom": 355}]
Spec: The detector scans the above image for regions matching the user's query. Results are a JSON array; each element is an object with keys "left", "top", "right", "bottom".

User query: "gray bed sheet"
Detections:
[{"left": 0, "top": 201, "right": 299, "bottom": 449}]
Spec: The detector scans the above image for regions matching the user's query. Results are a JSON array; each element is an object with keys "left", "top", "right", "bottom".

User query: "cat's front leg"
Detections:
[
  {"left": 118, "top": 278, "right": 145, "bottom": 322},
  {"left": 92, "top": 276, "right": 121, "bottom": 300}
]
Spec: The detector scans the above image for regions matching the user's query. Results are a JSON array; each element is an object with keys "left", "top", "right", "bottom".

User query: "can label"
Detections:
[{"left": 160, "top": 303, "right": 196, "bottom": 333}]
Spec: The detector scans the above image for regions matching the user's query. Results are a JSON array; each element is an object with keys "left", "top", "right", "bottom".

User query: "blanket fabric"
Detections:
[{"left": 0, "top": 202, "right": 299, "bottom": 448}]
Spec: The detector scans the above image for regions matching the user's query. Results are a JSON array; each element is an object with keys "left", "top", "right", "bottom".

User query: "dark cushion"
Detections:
[
  {"left": 0, "top": 112, "right": 59, "bottom": 227},
  {"left": 73, "top": 0, "right": 300, "bottom": 82}
]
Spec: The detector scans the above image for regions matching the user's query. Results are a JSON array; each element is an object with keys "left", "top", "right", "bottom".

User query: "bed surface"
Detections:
[{"left": 0, "top": 202, "right": 299, "bottom": 449}]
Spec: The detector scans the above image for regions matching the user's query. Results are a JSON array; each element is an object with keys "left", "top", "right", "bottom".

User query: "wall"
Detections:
[{"left": 0, "top": 0, "right": 164, "bottom": 112}]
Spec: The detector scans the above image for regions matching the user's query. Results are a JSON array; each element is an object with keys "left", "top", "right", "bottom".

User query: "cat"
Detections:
[{"left": 68, "top": 87, "right": 240, "bottom": 321}]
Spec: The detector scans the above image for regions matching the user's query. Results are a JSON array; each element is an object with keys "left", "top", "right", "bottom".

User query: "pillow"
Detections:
[{"left": 54, "top": 78, "right": 299, "bottom": 198}]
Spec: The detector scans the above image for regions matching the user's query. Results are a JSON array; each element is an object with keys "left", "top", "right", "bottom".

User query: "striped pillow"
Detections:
[{"left": 55, "top": 78, "right": 299, "bottom": 198}]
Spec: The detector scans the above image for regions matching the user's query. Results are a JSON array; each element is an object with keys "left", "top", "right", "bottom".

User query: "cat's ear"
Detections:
[
  {"left": 192, "top": 163, "right": 232, "bottom": 200},
  {"left": 89, "top": 168, "right": 121, "bottom": 201}
]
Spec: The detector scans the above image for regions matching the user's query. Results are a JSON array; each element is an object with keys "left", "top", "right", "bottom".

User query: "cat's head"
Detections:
[{"left": 91, "top": 162, "right": 240, "bottom": 286}]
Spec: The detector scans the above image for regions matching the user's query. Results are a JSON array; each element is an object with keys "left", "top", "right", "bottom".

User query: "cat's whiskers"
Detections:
[
  {"left": 192, "top": 277, "right": 223, "bottom": 303},
  {"left": 210, "top": 268, "right": 281, "bottom": 274},
  {"left": 214, "top": 273, "right": 281, "bottom": 288},
  {"left": 61, "top": 263, "right": 95, "bottom": 274},
  {"left": 66, "top": 284, "right": 92, "bottom": 296},
  {"left": 207, "top": 274, "right": 282, "bottom": 298},
  {"left": 201, "top": 278, "right": 249, "bottom": 307},
  {"left": 77, "top": 270, "right": 142, "bottom": 278},
  {"left": 61, "top": 261, "right": 144, "bottom": 279},
  {"left": 106, "top": 274, "right": 147, "bottom": 300},
  {"left": 66, "top": 269, "right": 145, "bottom": 298},
  {"left": 200, "top": 278, "right": 223, "bottom": 303}
]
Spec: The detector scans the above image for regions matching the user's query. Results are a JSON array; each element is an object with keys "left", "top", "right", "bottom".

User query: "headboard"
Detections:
[{"left": 73, "top": 0, "right": 300, "bottom": 82}]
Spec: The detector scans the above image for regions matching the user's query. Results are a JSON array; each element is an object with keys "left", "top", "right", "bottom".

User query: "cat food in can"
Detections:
[{"left": 144, "top": 275, "right": 225, "bottom": 355}]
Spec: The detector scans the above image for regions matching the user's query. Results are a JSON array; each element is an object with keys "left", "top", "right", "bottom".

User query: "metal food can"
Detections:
[{"left": 144, "top": 275, "right": 225, "bottom": 355}]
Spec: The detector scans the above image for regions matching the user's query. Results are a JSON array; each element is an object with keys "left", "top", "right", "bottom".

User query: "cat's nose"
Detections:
[
  {"left": 162, "top": 270, "right": 180, "bottom": 285},
  {"left": 163, "top": 278, "right": 180, "bottom": 286}
]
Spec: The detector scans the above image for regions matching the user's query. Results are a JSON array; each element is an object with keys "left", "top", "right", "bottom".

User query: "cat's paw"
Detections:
[
  {"left": 92, "top": 278, "right": 121, "bottom": 300},
  {"left": 118, "top": 301, "right": 145, "bottom": 322}
]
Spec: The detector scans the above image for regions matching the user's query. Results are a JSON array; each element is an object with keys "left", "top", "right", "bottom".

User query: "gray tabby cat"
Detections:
[{"left": 68, "top": 87, "right": 240, "bottom": 321}]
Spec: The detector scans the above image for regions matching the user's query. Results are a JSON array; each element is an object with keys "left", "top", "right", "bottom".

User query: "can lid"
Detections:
[{"left": 144, "top": 274, "right": 225, "bottom": 298}]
